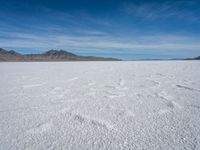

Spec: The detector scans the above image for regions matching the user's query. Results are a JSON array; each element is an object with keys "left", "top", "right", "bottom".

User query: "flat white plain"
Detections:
[{"left": 0, "top": 61, "right": 200, "bottom": 150}]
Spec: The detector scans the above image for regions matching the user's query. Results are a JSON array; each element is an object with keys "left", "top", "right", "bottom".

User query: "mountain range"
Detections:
[
  {"left": 0, "top": 48, "right": 199, "bottom": 61},
  {"left": 0, "top": 48, "right": 121, "bottom": 61}
]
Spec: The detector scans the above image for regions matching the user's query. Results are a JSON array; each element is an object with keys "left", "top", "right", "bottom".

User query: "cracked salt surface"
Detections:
[{"left": 0, "top": 61, "right": 200, "bottom": 150}]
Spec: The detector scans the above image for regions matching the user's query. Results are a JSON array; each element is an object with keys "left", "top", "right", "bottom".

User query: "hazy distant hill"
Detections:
[
  {"left": 0, "top": 48, "right": 25, "bottom": 61},
  {"left": 184, "top": 56, "right": 200, "bottom": 60},
  {"left": 0, "top": 48, "right": 121, "bottom": 61}
]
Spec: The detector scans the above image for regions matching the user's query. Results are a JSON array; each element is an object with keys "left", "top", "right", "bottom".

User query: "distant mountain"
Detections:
[
  {"left": 184, "top": 56, "right": 200, "bottom": 60},
  {"left": 0, "top": 48, "right": 25, "bottom": 61},
  {"left": 0, "top": 48, "right": 121, "bottom": 61}
]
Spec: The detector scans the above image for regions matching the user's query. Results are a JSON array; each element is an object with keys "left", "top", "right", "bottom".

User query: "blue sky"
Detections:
[{"left": 0, "top": 0, "right": 200, "bottom": 60}]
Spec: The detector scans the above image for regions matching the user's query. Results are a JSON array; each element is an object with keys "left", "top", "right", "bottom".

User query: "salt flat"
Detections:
[{"left": 0, "top": 61, "right": 200, "bottom": 150}]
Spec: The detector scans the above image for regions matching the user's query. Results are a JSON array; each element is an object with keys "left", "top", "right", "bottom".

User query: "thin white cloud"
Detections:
[
  {"left": 123, "top": 1, "right": 199, "bottom": 21},
  {"left": 0, "top": 31, "right": 200, "bottom": 55}
]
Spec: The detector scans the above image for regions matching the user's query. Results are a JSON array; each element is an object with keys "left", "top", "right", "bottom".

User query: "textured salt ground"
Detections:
[{"left": 0, "top": 61, "right": 200, "bottom": 150}]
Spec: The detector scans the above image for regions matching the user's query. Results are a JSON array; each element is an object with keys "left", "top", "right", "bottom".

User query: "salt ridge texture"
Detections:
[{"left": 0, "top": 61, "right": 200, "bottom": 149}]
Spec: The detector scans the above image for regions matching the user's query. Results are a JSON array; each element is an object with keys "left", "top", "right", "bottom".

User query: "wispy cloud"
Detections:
[
  {"left": 123, "top": 1, "right": 199, "bottom": 21},
  {"left": 0, "top": 30, "right": 200, "bottom": 56}
]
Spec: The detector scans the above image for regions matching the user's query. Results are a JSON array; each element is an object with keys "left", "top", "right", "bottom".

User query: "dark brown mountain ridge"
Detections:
[{"left": 0, "top": 48, "right": 121, "bottom": 61}]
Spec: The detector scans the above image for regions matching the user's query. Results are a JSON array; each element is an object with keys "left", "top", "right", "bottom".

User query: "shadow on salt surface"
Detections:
[
  {"left": 103, "top": 79, "right": 129, "bottom": 99},
  {"left": 188, "top": 105, "right": 200, "bottom": 110},
  {"left": 118, "top": 78, "right": 125, "bottom": 86},
  {"left": 72, "top": 113, "right": 115, "bottom": 131},
  {"left": 156, "top": 73, "right": 165, "bottom": 77},
  {"left": 167, "top": 101, "right": 182, "bottom": 109},
  {"left": 27, "top": 122, "right": 53, "bottom": 134},
  {"left": 158, "top": 103, "right": 182, "bottom": 115},
  {"left": 90, "top": 119, "right": 114, "bottom": 130},
  {"left": 176, "top": 84, "right": 200, "bottom": 92},
  {"left": 106, "top": 105, "right": 135, "bottom": 119},
  {"left": 155, "top": 91, "right": 183, "bottom": 115},
  {"left": 133, "top": 79, "right": 160, "bottom": 89},
  {"left": 58, "top": 107, "right": 116, "bottom": 131}
]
